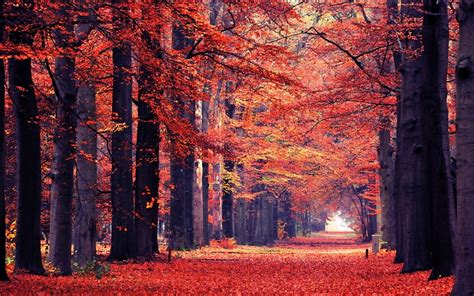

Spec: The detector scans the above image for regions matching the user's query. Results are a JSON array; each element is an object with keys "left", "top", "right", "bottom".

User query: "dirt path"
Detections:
[{"left": 0, "top": 235, "right": 453, "bottom": 294}]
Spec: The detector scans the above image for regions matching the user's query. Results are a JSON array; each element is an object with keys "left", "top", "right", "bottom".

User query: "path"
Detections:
[{"left": 0, "top": 233, "right": 453, "bottom": 294}]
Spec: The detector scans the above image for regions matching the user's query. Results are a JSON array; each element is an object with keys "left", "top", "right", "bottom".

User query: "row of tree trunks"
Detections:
[{"left": 387, "top": 0, "right": 454, "bottom": 277}]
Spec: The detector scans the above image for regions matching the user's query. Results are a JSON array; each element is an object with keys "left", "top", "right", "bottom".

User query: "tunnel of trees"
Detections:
[{"left": 0, "top": 0, "right": 473, "bottom": 294}]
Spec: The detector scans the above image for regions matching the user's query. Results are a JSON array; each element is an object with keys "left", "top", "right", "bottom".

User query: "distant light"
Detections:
[{"left": 325, "top": 213, "right": 354, "bottom": 232}]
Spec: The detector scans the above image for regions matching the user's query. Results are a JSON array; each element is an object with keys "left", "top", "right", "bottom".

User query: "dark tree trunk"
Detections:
[
  {"left": 234, "top": 198, "right": 247, "bottom": 244},
  {"left": 222, "top": 159, "right": 234, "bottom": 238},
  {"left": 169, "top": 22, "right": 195, "bottom": 250},
  {"left": 420, "top": 0, "right": 454, "bottom": 279},
  {"left": 222, "top": 86, "right": 236, "bottom": 238},
  {"left": 378, "top": 127, "right": 395, "bottom": 249},
  {"left": 0, "top": 1, "right": 7, "bottom": 277},
  {"left": 8, "top": 2, "right": 45, "bottom": 273},
  {"left": 73, "top": 12, "right": 97, "bottom": 267},
  {"left": 48, "top": 17, "right": 77, "bottom": 275},
  {"left": 109, "top": 0, "right": 135, "bottom": 260},
  {"left": 135, "top": 98, "right": 159, "bottom": 258},
  {"left": 202, "top": 97, "right": 210, "bottom": 245},
  {"left": 74, "top": 83, "right": 97, "bottom": 266},
  {"left": 387, "top": 0, "right": 404, "bottom": 264},
  {"left": 399, "top": 0, "right": 431, "bottom": 273},
  {"left": 452, "top": 0, "right": 474, "bottom": 292}
]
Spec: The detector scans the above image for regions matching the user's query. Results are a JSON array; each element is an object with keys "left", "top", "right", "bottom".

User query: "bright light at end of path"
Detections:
[{"left": 325, "top": 213, "right": 354, "bottom": 232}]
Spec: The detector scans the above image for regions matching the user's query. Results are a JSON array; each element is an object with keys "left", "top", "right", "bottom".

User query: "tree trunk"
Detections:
[
  {"left": 452, "top": 0, "right": 474, "bottom": 292},
  {"left": 0, "top": 3, "right": 7, "bottom": 277},
  {"left": 109, "top": 0, "right": 135, "bottom": 260},
  {"left": 169, "top": 22, "right": 195, "bottom": 250},
  {"left": 74, "top": 82, "right": 97, "bottom": 266},
  {"left": 9, "top": 1, "right": 45, "bottom": 273},
  {"left": 234, "top": 198, "right": 247, "bottom": 244},
  {"left": 48, "top": 49, "right": 77, "bottom": 276},
  {"left": 193, "top": 101, "right": 204, "bottom": 247},
  {"left": 222, "top": 85, "right": 236, "bottom": 238},
  {"left": 135, "top": 99, "right": 159, "bottom": 258},
  {"left": 73, "top": 12, "right": 97, "bottom": 267},
  {"left": 210, "top": 80, "right": 224, "bottom": 240},
  {"left": 211, "top": 162, "right": 223, "bottom": 240},
  {"left": 399, "top": 0, "right": 431, "bottom": 271},
  {"left": 48, "top": 14, "right": 78, "bottom": 274},
  {"left": 202, "top": 94, "right": 210, "bottom": 245},
  {"left": 420, "top": 0, "right": 454, "bottom": 279},
  {"left": 378, "top": 127, "right": 395, "bottom": 249}
]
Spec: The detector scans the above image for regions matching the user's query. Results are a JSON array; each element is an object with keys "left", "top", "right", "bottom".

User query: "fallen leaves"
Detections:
[{"left": 0, "top": 236, "right": 453, "bottom": 294}]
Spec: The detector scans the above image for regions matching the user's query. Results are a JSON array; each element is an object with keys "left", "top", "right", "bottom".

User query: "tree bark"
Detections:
[
  {"left": 169, "top": 22, "right": 195, "bottom": 250},
  {"left": 74, "top": 82, "right": 97, "bottom": 266},
  {"left": 0, "top": 0, "right": 7, "bottom": 277},
  {"left": 135, "top": 99, "right": 159, "bottom": 258},
  {"left": 193, "top": 100, "right": 204, "bottom": 247},
  {"left": 421, "top": 0, "right": 454, "bottom": 279},
  {"left": 399, "top": 0, "right": 431, "bottom": 272},
  {"left": 109, "top": 0, "right": 135, "bottom": 260},
  {"left": 378, "top": 127, "right": 395, "bottom": 249},
  {"left": 9, "top": 1, "right": 45, "bottom": 274},
  {"left": 452, "top": 0, "right": 474, "bottom": 292},
  {"left": 48, "top": 13, "right": 77, "bottom": 275}
]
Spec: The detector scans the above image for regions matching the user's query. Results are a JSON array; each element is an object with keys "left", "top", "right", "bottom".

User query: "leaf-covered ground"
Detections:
[{"left": 0, "top": 234, "right": 453, "bottom": 294}]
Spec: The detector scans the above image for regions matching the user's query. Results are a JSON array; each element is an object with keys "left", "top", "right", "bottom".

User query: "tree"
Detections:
[
  {"left": 0, "top": 0, "right": 8, "bottom": 281},
  {"left": 48, "top": 5, "right": 77, "bottom": 275},
  {"left": 8, "top": 0, "right": 45, "bottom": 275},
  {"left": 420, "top": 0, "right": 454, "bottom": 279},
  {"left": 398, "top": 0, "right": 431, "bottom": 273},
  {"left": 169, "top": 22, "right": 195, "bottom": 250},
  {"left": 73, "top": 6, "right": 98, "bottom": 267},
  {"left": 109, "top": 0, "right": 135, "bottom": 260},
  {"left": 135, "top": 25, "right": 162, "bottom": 257},
  {"left": 377, "top": 124, "right": 395, "bottom": 249},
  {"left": 452, "top": 0, "right": 474, "bottom": 292}
]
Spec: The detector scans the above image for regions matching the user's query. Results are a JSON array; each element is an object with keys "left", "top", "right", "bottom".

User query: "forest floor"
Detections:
[{"left": 0, "top": 233, "right": 453, "bottom": 295}]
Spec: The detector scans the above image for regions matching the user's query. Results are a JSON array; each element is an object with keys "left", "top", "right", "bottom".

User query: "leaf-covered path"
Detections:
[{"left": 0, "top": 234, "right": 453, "bottom": 294}]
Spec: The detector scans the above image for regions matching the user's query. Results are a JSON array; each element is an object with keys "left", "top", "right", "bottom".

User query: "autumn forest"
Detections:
[{"left": 0, "top": 0, "right": 472, "bottom": 294}]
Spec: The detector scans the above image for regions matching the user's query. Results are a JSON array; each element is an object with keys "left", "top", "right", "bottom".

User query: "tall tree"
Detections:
[
  {"left": 48, "top": 5, "right": 77, "bottom": 275},
  {"left": 222, "top": 85, "right": 236, "bottom": 238},
  {"left": 193, "top": 99, "right": 204, "bottom": 246},
  {"left": 109, "top": 0, "right": 135, "bottom": 260},
  {"left": 398, "top": 0, "right": 431, "bottom": 273},
  {"left": 420, "top": 0, "right": 454, "bottom": 279},
  {"left": 8, "top": 0, "right": 45, "bottom": 275},
  {"left": 0, "top": 0, "right": 8, "bottom": 281},
  {"left": 74, "top": 82, "right": 97, "bottom": 265},
  {"left": 377, "top": 124, "right": 395, "bottom": 249},
  {"left": 135, "top": 26, "right": 161, "bottom": 257},
  {"left": 209, "top": 0, "right": 224, "bottom": 241},
  {"left": 452, "top": 0, "right": 474, "bottom": 292},
  {"left": 169, "top": 22, "right": 195, "bottom": 250},
  {"left": 73, "top": 7, "right": 98, "bottom": 266}
]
